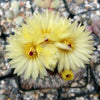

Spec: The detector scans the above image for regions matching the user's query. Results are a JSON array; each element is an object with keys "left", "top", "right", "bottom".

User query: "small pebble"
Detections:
[
  {"left": 71, "top": 82, "right": 78, "bottom": 87},
  {"left": 75, "top": 0, "right": 84, "bottom": 5},
  {"left": 6, "top": 98, "right": 11, "bottom": 100},
  {"left": 76, "top": 97, "right": 84, "bottom": 100},
  {"left": 97, "top": 45, "right": 100, "bottom": 51},
  {"left": 96, "top": 65, "right": 100, "bottom": 72}
]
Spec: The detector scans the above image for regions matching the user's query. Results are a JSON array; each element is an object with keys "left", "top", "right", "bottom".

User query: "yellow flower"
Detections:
[
  {"left": 25, "top": 11, "right": 71, "bottom": 42},
  {"left": 61, "top": 70, "right": 74, "bottom": 81},
  {"left": 5, "top": 14, "right": 58, "bottom": 80},
  {"left": 46, "top": 13, "right": 94, "bottom": 72}
]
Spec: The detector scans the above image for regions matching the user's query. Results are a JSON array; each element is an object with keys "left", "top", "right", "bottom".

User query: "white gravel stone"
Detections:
[
  {"left": 76, "top": 97, "right": 84, "bottom": 100},
  {"left": 5, "top": 10, "right": 14, "bottom": 18},
  {"left": 96, "top": 65, "right": 100, "bottom": 72},
  {"left": 71, "top": 82, "right": 78, "bottom": 87}
]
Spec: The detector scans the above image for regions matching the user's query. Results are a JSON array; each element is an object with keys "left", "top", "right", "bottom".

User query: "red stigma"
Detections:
[
  {"left": 68, "top": 44, "right": 71, "bottom": 48},
  {"left": 66, "top": 74, "right": 70, "bottom": 77},
  {"left": 29, "top": 51, "right": 33, "bottom": 56},
  {"left": 45, "top": 39, "right": 48, "bottom": 41}
]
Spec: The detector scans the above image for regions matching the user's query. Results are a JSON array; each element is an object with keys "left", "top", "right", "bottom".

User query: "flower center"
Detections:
[
  {"left": 61, "top": 70, "right": 74, "bottom": 81},
  {"left": 61, "top": 38, "right": 74, "bottom": 52},
  {"left": 24, "top": 42, "right": 38, "bottom": 59},
  {"left": 66, "top": 74, "right": 71, "bottom": 78},
  {"left": 64, "top": 38, "right": 73, "bottom": 48}
]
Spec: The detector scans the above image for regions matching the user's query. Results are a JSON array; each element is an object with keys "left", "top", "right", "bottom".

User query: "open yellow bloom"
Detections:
[
  {"left": 52, "top": 22, "right": 94, "bottom": 72},
  {"left": 5, "top": 17, "right": 58, "bottom": 80},
  {"left": 61, "top": 70, "right": 74, "bottom": 81},
  {"left": 25, "top": 11, "right": 71, "bottom": 42},
  {"left": 42, "top": 11, "right": 94, "bottom": 72}
]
